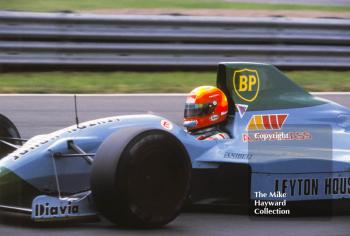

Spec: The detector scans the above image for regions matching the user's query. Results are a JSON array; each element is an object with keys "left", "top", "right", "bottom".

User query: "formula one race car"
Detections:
[{"left": 0, "top": 62, "right": 350, "bottom": 227}]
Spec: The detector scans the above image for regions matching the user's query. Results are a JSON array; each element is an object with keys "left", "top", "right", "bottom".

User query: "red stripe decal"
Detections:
[
  {"left": 262, "top": 115, "right": 272, "bottom": 129},
  {"left": 277, "top": 114, "right": 288, "bottom": 128},
  {"left": 270, "top": 115, "right": 279, "bottom": 129}
]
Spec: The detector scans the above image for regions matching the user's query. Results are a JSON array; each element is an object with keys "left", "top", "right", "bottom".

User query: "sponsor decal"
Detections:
[
  {"left": 243, "top": 113, "right": 311, "bottom": 142},
  {"left": 161, "top": 119, "right": 173, "bottom": 130},
  {"left": 11, "top": 117, "right": 120, "bottom": 159},
  {"left": 242, "top": 131, "right": 312, "bottom": 142},
  {"left": 34, "top": 202, "right": 79, "bottom": 217},
  {"left": 221, "top": 111, "right": 228, "bottom": 116},
  {"left": 209, "top": 114, "right": 219, "bottom": 121},
  {"left": 233, "top": 68, "right": 260, "bottom": 102},
  {"left": 32, "top": 195, "right": 97, "bottom": 220},
  {"left": 235, "top": 104, "right": 248, "bottom": 118},
  {"left": 224, "top": 152, "right": 253, "bottom": 160},
  {"left": 274, "top": 177, "right": 350, "bottom": 197},
  {"left": 246, "top": 114, "right": 288, "bottom": 131}
]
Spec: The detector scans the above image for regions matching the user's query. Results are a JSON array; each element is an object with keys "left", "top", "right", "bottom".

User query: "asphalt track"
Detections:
[{"left": 0, "top": 93, "right": 350, "bottom": 236}]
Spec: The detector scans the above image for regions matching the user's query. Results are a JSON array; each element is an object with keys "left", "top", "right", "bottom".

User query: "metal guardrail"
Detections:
[{"left": 0, "top": 11, "right": 349, "bottom": 71}]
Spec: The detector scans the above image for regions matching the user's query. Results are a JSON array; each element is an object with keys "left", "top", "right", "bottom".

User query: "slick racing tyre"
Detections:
[
  {"left": 0, "top": 114, "right": 21, "bottom": 159},
  {"left": 91, "top": 128, "right": 191, "bottom": 228}
]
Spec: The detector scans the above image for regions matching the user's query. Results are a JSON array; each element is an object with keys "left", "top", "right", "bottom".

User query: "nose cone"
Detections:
[{"left": 0, "top": 167, "right": 40, "bottom": 208}]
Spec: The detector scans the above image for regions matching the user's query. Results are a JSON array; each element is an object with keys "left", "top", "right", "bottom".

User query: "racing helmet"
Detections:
[{"left": 184, "top": 86, "right": 228, "bottom": 131}]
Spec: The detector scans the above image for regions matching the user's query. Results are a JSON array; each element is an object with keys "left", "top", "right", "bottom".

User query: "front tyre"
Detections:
[
  {"left": 0, "top": 114, "right": 20, "bottom": 159},
  {"left": 91, "top": 129, "right": 191, "bottom": 228}
]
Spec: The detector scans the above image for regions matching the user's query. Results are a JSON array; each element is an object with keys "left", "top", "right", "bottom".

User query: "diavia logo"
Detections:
[
  {"left": 34, "top": 202, "right": 79, "bottom": 217},
  {"left": 246, "top": 114, "right": 288, "bottom": 131},
  {"left": 233, "top": 69, "right": 260, "bottom": 102}
]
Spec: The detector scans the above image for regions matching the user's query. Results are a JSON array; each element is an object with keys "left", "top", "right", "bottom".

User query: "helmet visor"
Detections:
[{"left": 184, "top": 103, "right": 216, "bottom": 118}]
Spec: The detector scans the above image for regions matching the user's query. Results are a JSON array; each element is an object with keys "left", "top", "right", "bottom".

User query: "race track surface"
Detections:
[
  {"left": 0, "top": 93, "right": 350, "bottom": 236},
  {"left": 1, "top": 93, "right": 349, "bottom": 138}
]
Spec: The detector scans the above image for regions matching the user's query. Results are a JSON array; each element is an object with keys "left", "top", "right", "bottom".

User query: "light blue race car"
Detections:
[{"left": 0, "top": 62, "right": 349, "bottom": 227}]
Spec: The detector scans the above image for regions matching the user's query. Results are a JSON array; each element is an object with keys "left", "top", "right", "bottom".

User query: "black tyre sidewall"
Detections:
[
  {"left": 0, "top": 114, "right": 20, "bottom": 159},
  {"left": 91, "top": 128, "right": 191, "bottom": 228}
]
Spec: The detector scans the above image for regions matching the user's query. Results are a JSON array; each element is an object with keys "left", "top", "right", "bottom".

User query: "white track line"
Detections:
[
  {"left": 0, "top": 92, "right": 348, "bottom": 97},
  {"left": 311, "top": 92, "right": 350, "bottom": 95},
  {"left": 0, "top": 93, "right": 187, "bottom": 97}
]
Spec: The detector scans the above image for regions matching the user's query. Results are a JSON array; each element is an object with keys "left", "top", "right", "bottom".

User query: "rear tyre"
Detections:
[
  {"left": 91, "top": 128, "right": 191, "bottom": 228},
  {"left": 0, "top": 114, "right": 20, "bottom": 159}
]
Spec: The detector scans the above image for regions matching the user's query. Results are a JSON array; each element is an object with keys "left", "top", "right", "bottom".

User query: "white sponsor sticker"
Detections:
[
  {"left": 161, "top": 119, "right": 173, "bottom": 130},
  {"left": 210, "top": 115, "right": 219, "bottom": 121}
]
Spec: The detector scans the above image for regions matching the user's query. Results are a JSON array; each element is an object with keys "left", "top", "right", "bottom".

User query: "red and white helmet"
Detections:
[{"left": 184, "top": 86, "right": 228, "bottom": 131}]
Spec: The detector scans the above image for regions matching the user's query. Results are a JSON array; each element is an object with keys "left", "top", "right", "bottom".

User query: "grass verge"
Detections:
[
  {"left": 0, "top": 0, "right": 349, "bottom": 12},
  {"left": 0, "top": 71, "right": 349, "bottom": 93}
]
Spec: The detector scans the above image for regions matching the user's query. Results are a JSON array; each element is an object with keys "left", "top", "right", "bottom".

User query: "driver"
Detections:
[{"left": 184, "top": 86, "right": 230, "bottom": 140}]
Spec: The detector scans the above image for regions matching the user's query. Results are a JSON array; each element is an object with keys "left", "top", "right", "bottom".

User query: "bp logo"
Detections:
[{"left": 233, "top": 69, "right": 260, "bottom": 102}]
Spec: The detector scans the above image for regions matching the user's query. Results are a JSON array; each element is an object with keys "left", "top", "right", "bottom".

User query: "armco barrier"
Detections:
[{"left": 0, "top": 11, "right": 349, "bottom": 71}]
